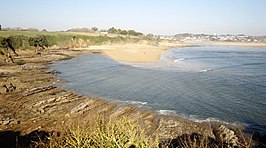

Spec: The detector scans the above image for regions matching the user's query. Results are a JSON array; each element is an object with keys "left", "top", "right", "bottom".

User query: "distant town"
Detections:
[{"left": 158, "top": 33, "right": 266, "bottom": 43}]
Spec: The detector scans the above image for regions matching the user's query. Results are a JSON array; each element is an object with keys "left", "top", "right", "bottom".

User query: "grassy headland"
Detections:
[{"left": 0, "top": 31, "right": 188, "bottom": 63}]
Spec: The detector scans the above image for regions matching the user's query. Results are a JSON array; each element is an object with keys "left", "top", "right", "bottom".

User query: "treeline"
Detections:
[
  {"left": 0, "top": 34, "right": 142, "bottom": 63},
  {"left": 1, "top": 27, "right": 40, "bottom": 32},
  {"left": 0, "top": 34, "right": 140, "bottom": 49},
  {"left": 2, "top": 27, "right": 148, "bottom": 37},
  {"left": 107, "top": 27, "right": 143, "bottom": 36},
  {"left": 66, "top": 27, "right": 143, "bottom": 36},
  {"left": 67, "top": 27, "right": 98, "bottom": 33}
]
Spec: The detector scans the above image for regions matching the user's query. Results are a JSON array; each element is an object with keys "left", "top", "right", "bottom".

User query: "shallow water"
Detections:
[{"left": 52, "top": 45, "right": 266, "bottom": 133}]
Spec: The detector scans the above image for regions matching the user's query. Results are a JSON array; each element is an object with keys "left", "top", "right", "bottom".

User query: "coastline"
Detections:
[
  {"left": 1, "top": 45, "right": 256, "bottom": 146},
  {"left": 0, "top": 47, "right": 212, "bottom": 135}
]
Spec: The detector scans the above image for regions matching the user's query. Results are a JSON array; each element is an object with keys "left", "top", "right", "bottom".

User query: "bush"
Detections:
[
  {"left": 120, "top": 30, "right": 128, "bottom": 35},
  {"left": 6, "top": 35, "right": 24, "bottom": 49},
  {"left": 0, "top": 37, "right": 5, "bottom": 47},
  {"left": 49, "top": 118, "right": 159, "bottom": 147},
  {"left": 0, "top": 37, "right": 19, "bottom": 63},
  {"left": 28, "top": 36, "right": 49, "bottom": 49}
]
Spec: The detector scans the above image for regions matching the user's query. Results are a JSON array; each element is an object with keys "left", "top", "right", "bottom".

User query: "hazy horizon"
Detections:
[{"left": 1, "top": 0, "right": 266, "bottom": 36}]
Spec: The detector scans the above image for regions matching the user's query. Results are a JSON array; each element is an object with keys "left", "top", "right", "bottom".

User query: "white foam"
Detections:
[
  {"left": 200, "top": 69, "right": 213, "bottom": 72},
  {"left": 187, "top": 115, "right": 232, "bottom": 125},
  {"left": 174, "top": 58, "right": 185, "bottom": 63},
  {"left": 158, "top": 109, "right": 177, "bottom": 115},
  {"left": 125, "top": 100, "right": 148, "bottom": 105},
  {"left": 192, "top": 117, "right": 222, "bottom": 123}
]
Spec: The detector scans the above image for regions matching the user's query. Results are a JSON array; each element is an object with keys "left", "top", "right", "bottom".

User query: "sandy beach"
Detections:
[{"left": 88, "top": 41, "right": 190, "bottom": 63}]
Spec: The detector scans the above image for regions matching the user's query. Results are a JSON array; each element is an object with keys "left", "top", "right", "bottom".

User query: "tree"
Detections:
[
  {"left": 117, "top": 29, "right": 122, "bottom": 34},
  {"left": 120, "top": 30, "right": 128, "bottom": 35},
  {"left": 91, "top": 27, "right": 98, "bottom": 32},
  {"left": 127, "top": 30, "right": 135, "bottom": 36},
  {"left": 107, "top": 27, "right": 118, "bottom": 34},
  {"left": 146, "top": 34, "right": 154, "bottom": 40},
  {"left": 128, "top": 30, "right": 143, "bottom": 36}
]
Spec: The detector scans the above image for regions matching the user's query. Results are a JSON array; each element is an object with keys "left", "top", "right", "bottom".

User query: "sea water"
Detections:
[{"left": 52, "top": 45, "right": 266, "bottom": 133}]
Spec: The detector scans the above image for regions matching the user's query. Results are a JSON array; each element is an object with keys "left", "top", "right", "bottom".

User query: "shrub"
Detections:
[
  {"left": 0, "top": 37, "right": 19, "bottom": 63},
  {"left": 49, "top": 117, "right": 159, "bottom": 147},
  {"left": 6, "top": 35, "right": 25, "bottom": 49},
  {"left": 28, "top": 36, "right": 49, "bottom": 49}
]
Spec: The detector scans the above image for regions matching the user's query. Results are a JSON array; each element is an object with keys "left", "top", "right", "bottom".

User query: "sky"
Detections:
[{"left": 1, "top": 0, "right": 266, "bottom": 36}]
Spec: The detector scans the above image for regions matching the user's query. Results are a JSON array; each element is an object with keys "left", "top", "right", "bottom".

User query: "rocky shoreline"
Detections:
[{"left": 0, "top": 48, "right": 258, "bottom": 147}]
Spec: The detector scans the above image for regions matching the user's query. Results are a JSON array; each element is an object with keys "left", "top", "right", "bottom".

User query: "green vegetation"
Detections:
[
  {"left": 0, "top": 31, "right": 141, "bottom": 48},
  {"left": 30, "top": 117, "right": 254, "bottom": 148},
  {"left": 48, "top": 118, "right": 159, "bottom": 148},
  {"left": 107, "top": 27, "right": 143, "bottom": 36},
  {"left": 91, "top": 27, "right": 98, "bottom": 32},
  {"left": 0, "top": 31, "right": 71, "bottom": 38},
  {"left": 0, "top": 30, "right": 143, "bottom": 63},
  {"left": 29, "top": 36, "right": 49, "bottom": 49},
  {"left": 0, "top": 36, "right": 19, "bottom": 63},
  {"left": 5, "top": 35, "right": 24, "bottom": 49}
]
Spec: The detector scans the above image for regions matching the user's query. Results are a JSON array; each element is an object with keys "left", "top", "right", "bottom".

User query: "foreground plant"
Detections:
[{"left": 48, "top": 117, "right": 159, "bottom": 148}]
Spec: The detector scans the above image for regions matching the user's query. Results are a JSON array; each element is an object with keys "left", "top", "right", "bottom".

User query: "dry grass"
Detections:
[
  {"left": 10, "top": 119, "right": 256, "bottom": 148},
  {"left": 46, "top": 124, "right": 254, "bottom": 148},
  {"left": 47, "top": 117, "right": 159, "bottom": 148}
]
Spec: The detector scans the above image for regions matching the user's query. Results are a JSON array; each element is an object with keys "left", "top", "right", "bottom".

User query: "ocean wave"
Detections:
[
  {"left": 157, "top": 109, "right": 177, "bottom": 115},
  {"left": 185, "top": 115, "right": 240, "bottom": 126},
  {"left": 191, "top": 117, "right": 229, "bottom": 124},
  {"left": 125, "top": 100, "right": 148, "bottom": 105},
  {"left": 200, "top": 69, "right": 213, "bottom": 72},
  {"left": 174, "top": 58, "right": 186, "bottom": 63}
]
